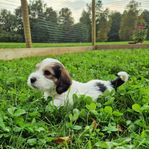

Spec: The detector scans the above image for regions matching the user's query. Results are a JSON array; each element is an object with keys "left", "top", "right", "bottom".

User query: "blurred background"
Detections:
[{"left": 0, "top": 0, "right": 149, "bottom": 44}]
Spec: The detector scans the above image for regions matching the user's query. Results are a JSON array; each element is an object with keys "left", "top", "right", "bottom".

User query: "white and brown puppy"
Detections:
[{"left": 27, "top": 58, "right": 129, "bottom": 107}]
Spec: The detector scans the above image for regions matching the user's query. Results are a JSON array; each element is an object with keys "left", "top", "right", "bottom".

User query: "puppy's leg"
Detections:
[
  {"left": 44, "top": 92, "right": 64, "bottom": 107},
  {"left": 44, "top": 92, "right": 50, "bottom": 101},
  {"left": 50, "top": 99, "right": 64, "bottom": 107}
]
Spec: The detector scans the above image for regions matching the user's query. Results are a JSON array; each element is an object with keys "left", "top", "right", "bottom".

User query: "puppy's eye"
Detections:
[{"left": 44, "top": 70, "right": 51, "bottom": 76}]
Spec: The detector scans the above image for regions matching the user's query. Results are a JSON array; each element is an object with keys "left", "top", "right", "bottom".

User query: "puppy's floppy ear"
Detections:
[{"left": 52, "top": 64, "right": 72, "bottom": 94}]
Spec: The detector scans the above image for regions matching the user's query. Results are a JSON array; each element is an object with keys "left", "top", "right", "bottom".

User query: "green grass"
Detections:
[
  {"left": 0, "top": 41, "right": 149, "bottom": 48},
  {"left": 0, "top": 42, "right": 91, "bottom": 48},
  {"left": 0, "top": 49, "right": 149, "bottom": 148}
]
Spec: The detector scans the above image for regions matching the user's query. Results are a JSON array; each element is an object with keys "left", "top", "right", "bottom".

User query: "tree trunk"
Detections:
[
  {"left": 21, "top": 0, "right": 32, "bottom": 48},
  {"left": 92, "top": 0, "right": 96, "bottom": 46}
]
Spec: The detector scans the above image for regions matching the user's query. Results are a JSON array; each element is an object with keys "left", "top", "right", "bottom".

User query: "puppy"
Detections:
[{"left": 27, "top": 58, "right": 129, "bottom": 107}]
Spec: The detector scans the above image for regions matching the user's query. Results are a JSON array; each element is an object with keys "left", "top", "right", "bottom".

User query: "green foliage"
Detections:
[
  {"left": 132, "top": 29, "right": 147, "bottom": 43},
  {"left": 96, "top": 9, "right": 111, "bottom": 42},
  {"left": 143, "top": 10, "right": 149, "bottom": 40},
  {"left": 58, "top": 8, "right": 74, "bottom": 42},
  {"left": 0, "top": 0, "right": 91, "bottom": 43},
  {"left": 108, "top": 12, "right": 121, "bottom": 41},
  {"left": 80, "top": 10, "right": 91, "bottom": 41},
  {"left": 1, "top": 0, "right": 149, "bottom": 42},
  {"left": 1, "top": 41, "right": 149, "bottom": 49},
  {"left": 70, "top": 23, "right": 90, "bottom": 42},
  {"left": 0, "top": 9, "right": 17, "bottom": 32},
  {"left": 119, "top": 0, "right": 140, "bottom": 40},
  {"left": 0, "top": 49, "right": 149, "bottom": 148},
  {"left": 132, "top": 15, "right": 148, "bottom": 43},
  {"left": 0, "top": 9, "right": 23, "bottom": 42}
]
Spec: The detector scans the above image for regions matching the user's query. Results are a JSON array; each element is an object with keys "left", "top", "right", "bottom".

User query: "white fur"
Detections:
[
  {"left": 49, "top": 80, "right": 114, "bottom": 107},
  {"left": 27, "top": 58, "right": 62, "bottom": 92},
  {"left": 117, "top": 71, "right": 129, "bottom": 82},
  {"left": 28, "top": 58, "right": 129, "bottom": 107},
  {"left": 27, "top": 71, "right": 55, "bottom": 91}
]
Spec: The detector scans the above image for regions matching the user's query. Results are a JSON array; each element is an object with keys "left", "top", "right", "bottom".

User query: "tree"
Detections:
[
  {"left": 132, "top": 15, "right": 147, "bottom": 43},
  {"left": 80, "top": 10, "right": 91, "bottom": 42},
  {"left": 21, "top": 0, "right": 32, "bottom": 47},
  {"left": 58, "top": 8, "right": 74, "bottom": 42},
  {"left": 0, "top": 9, "right": 17, "bottom": 32},
  {"left": 96, "top": 9, "right": 110, "bottom": 41},
  {"left": 29, "top": 0, "right": 45, "bottom": 42},
  {"left": 119, "top": 0, "right": 140, "bottom": 41},
  {"left": 1, "top": 0, "right": 148, "bottom": 43},
  {"left": 44, "top": 7, "right": 57, "bottom": 23},
  {"left": 15, "top": 7, "right": 24, "bottom": 39},
  {"left": 28, "top": 0, "right": 59, "bottom": 42},
  {"left": 0, "top": 9, "right": 23, "bottom": 42},
  {"left": 94, "top": 0, "right": 111, "bottom": 41},
  {"left": 70, "top": 23, "right": 90, "bottom": 42},
  {"left": 29, "top": 0, "right": 45, "bottom": 19},
  {"left": 142, "top": 10, "right": 149, "bottom": 39},
  {"left": 44, "top": 7, "right": 59, "bottom": 42},
  {"left": 96, "top": 0, "right": 102, "bottom": 19},
  {"left": 108, "top": 12, "right": 121, "bottom": 41}
]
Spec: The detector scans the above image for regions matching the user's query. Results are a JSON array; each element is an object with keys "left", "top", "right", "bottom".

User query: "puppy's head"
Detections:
[{"left": 27, "top": 58, "right": 72, "bottom": 94}]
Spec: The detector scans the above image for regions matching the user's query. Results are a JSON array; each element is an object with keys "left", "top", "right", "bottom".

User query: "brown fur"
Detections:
[
  {"left": 55, "top": 66, "right": 72, "bottom": 94},
  {"left": 43, "top": 63, "right": 72, "bottom": 94}
]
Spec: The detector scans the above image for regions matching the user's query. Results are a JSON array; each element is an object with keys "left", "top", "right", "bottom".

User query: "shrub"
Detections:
[{"left": 132, "top": 16, "right": 148, "bottom": 43}]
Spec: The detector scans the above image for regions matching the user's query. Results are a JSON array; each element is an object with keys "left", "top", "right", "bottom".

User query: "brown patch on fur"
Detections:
[
  {"left": 55, "top": 67, "right": 72, "bottom": 94},
  {"left": 43, "top": 63, "right": 72, "bottom": 94},
  {"left": 43, "top": 64, "right": 56, "bottom": 81}
]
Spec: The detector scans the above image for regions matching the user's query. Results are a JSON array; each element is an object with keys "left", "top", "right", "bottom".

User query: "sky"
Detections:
[{"left": 0, "top": 0, "right": 149, "bottom": 22}]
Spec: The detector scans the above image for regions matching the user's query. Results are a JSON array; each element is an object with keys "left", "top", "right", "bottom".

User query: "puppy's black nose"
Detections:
[{"left": 30, "top": 77, "right": 37, "bottom": 83}]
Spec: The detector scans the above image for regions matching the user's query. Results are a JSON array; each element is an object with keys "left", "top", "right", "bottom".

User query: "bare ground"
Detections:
[{"left": 0, "top": 46, "right": 93, "bottom": 60}]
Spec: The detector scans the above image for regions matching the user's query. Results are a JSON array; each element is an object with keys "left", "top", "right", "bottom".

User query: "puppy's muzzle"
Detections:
[{"left": 30, "top": 77, "right": 37, "bottom": 84}]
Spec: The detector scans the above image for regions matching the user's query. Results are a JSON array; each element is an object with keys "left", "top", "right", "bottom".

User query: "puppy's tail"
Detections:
[{"left": 111, "top": 71, "right": 129, "bottom": 89}]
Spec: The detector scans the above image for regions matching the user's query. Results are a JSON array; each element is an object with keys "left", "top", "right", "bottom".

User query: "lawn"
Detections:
[
  {"left": 0, "top": 41, "right": 149, "bottom": 48},
  {"left": 0, "top": 49, "right": 149, "bottom": 148}
]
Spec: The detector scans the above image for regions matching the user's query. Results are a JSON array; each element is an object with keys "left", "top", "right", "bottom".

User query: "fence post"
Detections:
[
  {"left": 92, "top": 0, "right": 96, "bottom": 47},
  {"left": 21, "top": 0, "right": 32, "bottom": 48}
]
